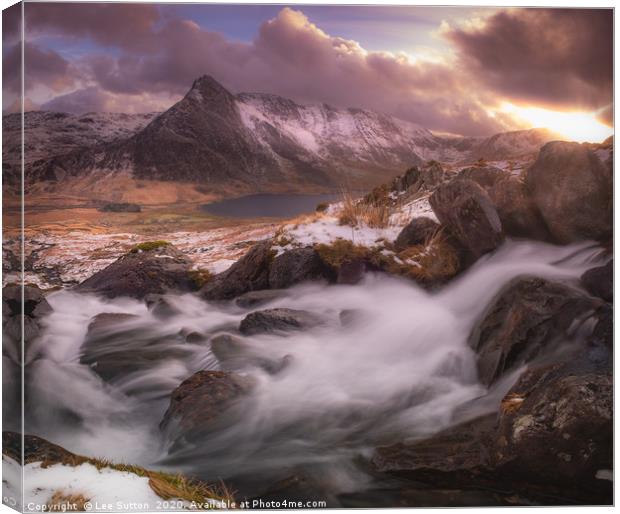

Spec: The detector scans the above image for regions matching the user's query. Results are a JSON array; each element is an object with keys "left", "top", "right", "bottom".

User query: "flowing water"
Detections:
[{"left": 16, "top": 239, "right": 605, "bottom": 500}]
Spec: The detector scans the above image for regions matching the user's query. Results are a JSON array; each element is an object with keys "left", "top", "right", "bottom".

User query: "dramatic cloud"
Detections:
[
  {"left": 444, "top": 8, "right": 613, "bottom": 112},
  {"left": 3, "top": 42, "right": 75, "bottom": 94},
  {"left": 40, "top": 86, "right": 172, "bottom": 114},
  {"left": 23, "top": 3, "right": 161, "bottom": 53},
  {"left": 7, "top": 5, "right": 613, "bottom": 135}
]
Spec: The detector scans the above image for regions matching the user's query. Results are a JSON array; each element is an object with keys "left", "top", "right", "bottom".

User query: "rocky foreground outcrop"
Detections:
[
  {"left": 75, "top": 241, "right": 197, "bottom": 299},
  {"left": 526, "top": 141, "right": 612, "bottom": 243},
  {"left": 372, "top": 273, "right": 613, "bottom": 504}
]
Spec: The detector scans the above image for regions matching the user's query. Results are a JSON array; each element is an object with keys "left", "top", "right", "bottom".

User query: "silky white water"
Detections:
[{"left": 18, "top": 239, "right": 604, "bottom": 488}]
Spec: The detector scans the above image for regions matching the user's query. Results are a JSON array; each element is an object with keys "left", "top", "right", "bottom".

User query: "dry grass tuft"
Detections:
[
  {"left": 338, "top": 191, "right": 391, "bottom": 229},
  {"left": 392, "top": 231, "right": 460, "bottom": 283},
  {"left": 315, "top": 239, "right": 372, "bottom": 269},
  {"left": 46, "top": 491, "right": 90, "bottom": 512},
  {"left": 188, "top": 268, "right": 213, "bottom": 288}
]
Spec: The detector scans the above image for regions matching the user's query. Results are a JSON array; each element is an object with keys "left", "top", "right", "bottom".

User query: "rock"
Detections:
[
  {"left": 525, "top": 141, "right": 612, "bottom": 243},
  {"left": 337, "top": 258, "right": 376, "bottom": 285},
  {"left": 210, "top": 333, "right": 291, "bottom": 373},
  {"left": 468, "top": 277, "right": 600, "bottom": 386},
  {"left": 372, "top": 414, "right": 497, "bottom": 478},
  {"left": 182, "top": 330, "right": 208, "bottom": 343},
  {"left": 235, "top": 289, "right": 287, "bottom": 309},
  {"left": 76, "top": 243, "right": 195, "bottom": 299},
  {"left": 430, "top": 179, "right": 504, "bottom": 258},
  {"left": 493, "top": 363, "right": 612, "bottom": 504},
  {"left": 145, "top": 294, "right": 182, "bottom": 319},
  {"left": 588, "top": 305, "right": 612, "bottom": 349},
  {"left": 268, "top": 248, "right": 335, "bottom": 289},
  {"left": 393, "top": 161, "right": 445, "bottom": 193},
  {"left": 160, "top": 370, "right": 251, "bottom": 441},
  {"left": 457, "top": 165, "right": 508, "bottom": 189},
  {"left": 3, "top": 431, "right": 85, "bottom": 466},
  {"left": 3, "top": 284, "right": 53, "bottom": 319},
  {"left": 80, "top": 312, "right": 192, "bottom": 383},
  {"left": 239, "top": 308, "right": 325, "bottom": 335},
  {"left": 581, "top": 260, "right": 612, "bottom": 302},
  {"left": 98, "top": 202, "right": 141, "bottom": 213},
  {"left": 394, "top": 217, "right": 441, "bottom": 251},
  {"left": 2, "top": 284, "right": 53, "bottom": 361},
  {"left": 488, "top": 176, "right": 550, "bottom": 240},
  {"left": 201, "top": 241, "right": 275, "bottom": 301},
  {"left": 455, "top": 166, "right": 549, "bottom": 240}
]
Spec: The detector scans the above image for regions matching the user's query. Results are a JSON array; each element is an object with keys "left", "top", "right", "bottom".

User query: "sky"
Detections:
[{"left": 1, "top": 3, "right": 614, "bottom": 139}]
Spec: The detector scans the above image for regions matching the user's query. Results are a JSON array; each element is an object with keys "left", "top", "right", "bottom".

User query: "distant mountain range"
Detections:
[{"left": 3, "top": 75, "right": 559, "bottom": 196}]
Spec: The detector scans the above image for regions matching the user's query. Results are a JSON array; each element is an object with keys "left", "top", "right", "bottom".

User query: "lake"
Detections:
[{"left": 201, "top": 193, "right": 342, "bottom": 218}]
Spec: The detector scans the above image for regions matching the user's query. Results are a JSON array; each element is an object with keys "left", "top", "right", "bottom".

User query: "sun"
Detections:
[{"left": 498, "top": 103, "right": 613, "bottom": 143}]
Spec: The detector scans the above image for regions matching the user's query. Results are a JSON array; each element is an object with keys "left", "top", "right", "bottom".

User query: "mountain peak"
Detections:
[{"left": 186, "top": 75, "right": 233, "bottom": 103}]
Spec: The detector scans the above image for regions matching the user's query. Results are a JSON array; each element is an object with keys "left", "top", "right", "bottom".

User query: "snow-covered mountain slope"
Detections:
[
  {"left": 3, "top": 76, "right": 559, "bottom": 193},
  {"left": 3, "top": 111, "right": 159, "bottom": 185}
]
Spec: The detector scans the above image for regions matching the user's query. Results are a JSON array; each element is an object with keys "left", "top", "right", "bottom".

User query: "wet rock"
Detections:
[
  {"left": 3, "top": 284, "right": 53, "bottom": 319},
  {"left": 469, "top": 277, "right": 600, "bottom": 386},
  {"left": 145, "top": 294, "right": 182, "bottom": 319},
  {"left": 2, "top": 284, "right": 53, "bottom": 362},
  {"left": 588, "top": 305, "right": 612, "bottom": 349},
  {"left": 239, "top": 308, "right": 325, "bottom": 335},
  {"left": 76, "top": 243, "right": 195, "bottom": 299},
  {"left": 268, "top": 248, "right": 335, "bottom": 289},
  {"left": 210, "top": 333, "right": 292, "bottom": 373},
  {"left": 80, "top": 312, "right": 192, "bottom": 383},
  {"left": 525, "top": 141, "right": 612, "bottom": 243},
  {"left": 581, "top": 260, "right": 612, "bottom": 302},
  {"left": 393, "top": 217, "right": 441, "bottom": 251},
  {"left": 201, "top": 241, "right": 275, "bottom": 301},
  {"left": 160, "top": 370, "right": 252, "bottom": 441},
  {"left": 337, "top": 258, "right": 376, "bottom": 285},
  {"left": 182, "top": 330, "right": 208, "bottom": 343},
  {"left": 493, "top": 364, "right": 612, "bottom": 504},
  {"left": 372, "top": 414, "right": 496, "bottom": 479},
  {"left": 235, "top": 289, "right": 287, "bottom": 309},
  {"left": 430, "top": 179, "right": 504, "bottom": 258}
]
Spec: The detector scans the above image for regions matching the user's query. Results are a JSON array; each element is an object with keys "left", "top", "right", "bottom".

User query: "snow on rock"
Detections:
[
  {"left": 3, "top": 456, "right": 172, "bottom": 512},
  {"left": 272, "top": 195, "right": 436, "bottom": 253}
]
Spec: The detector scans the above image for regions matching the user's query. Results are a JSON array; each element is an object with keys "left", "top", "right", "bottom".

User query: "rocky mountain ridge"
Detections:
[{"left": 4, "top": 75, "right": 559, "bottom": 194}]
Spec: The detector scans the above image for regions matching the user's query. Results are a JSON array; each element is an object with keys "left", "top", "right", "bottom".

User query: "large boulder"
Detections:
[
  {"left": 468, "top": 277, "right": 600, "bottom": 387},
  {"left": 268, "top": 248, "right": 335, "bottom": 289},
  {"left": 160, "top": 370, "right": 251, "bottom": 442},
  {"left": 525, "top": 142, "right": 612, "bottom": 243},
  {"left": 458, "top": 166, "right": 549, "bottom": 240},
  {"left": 239, "top": 308, "right": 325, "bottom": 335},
  {"left": 75, "top": 242, "right": 195, "bottom": 299},
  {"left": 430, "top": 179, "right": 504, "bottom": 258},
  {"left": 393, "top": 217, "right": 441, "bottom": 251},
  {"left": 492, "top": 361, "right": 612, "bottom": 504},
  {"left": 457, "top": 165, "right": 508, "bottom": 189},
  {"left": 581, "top": 260, "right": 612, "bottom": 302},
  {"left": 201, "top": 240, "right": 275, "bottom": 301},
  {"left": 487, "top": 176, "right": 550, "bottom": 240}
]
